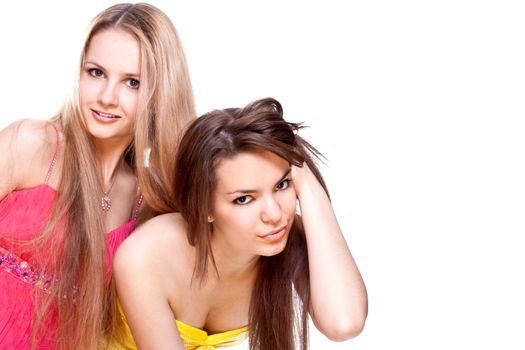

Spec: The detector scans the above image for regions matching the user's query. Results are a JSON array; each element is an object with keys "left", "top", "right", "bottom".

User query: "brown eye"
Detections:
[
  {"left": 234, "top": 195, "right": 253, "bottom": 205},
  {"left": 89, "top": 68, "right": 104, "bottom": 78},
  {"left": 127, "top": 79, "right": 140, "bottom": 89},
  {"left": 276, "top": 179, "right": 290, "bottom": 191}
]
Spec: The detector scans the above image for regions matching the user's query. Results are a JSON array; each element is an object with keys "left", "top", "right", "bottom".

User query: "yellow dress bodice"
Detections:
[
  {"left": 108, "top": 303, "right": 248, "bottom": 350},
  {"left": 176, "top": 320, "right": 248, "bottom": 350}
]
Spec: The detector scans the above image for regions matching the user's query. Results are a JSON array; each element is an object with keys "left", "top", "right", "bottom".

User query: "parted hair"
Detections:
[
  {"left": 173, "top": 98, "right": 329, "bottom": 350},
  {"left": 31, "top": 3, "right": 195, "bottom": 349}
]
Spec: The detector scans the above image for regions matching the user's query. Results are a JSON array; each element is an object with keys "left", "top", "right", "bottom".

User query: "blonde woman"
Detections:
[{"left": 0, "top": 3, "right": 195, "bottom": 349}]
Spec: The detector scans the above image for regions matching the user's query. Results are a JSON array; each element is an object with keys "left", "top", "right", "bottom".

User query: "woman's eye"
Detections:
[
  {"left": 127, "top": 79, "right": 140, "bottom": 89},
  {"left": 234, "top": 195, "right": 253, "bottom": 205},
  {"left": 276, "top": 179, "right": 290, "bottom": 191},
  {"left": 88, "top": 68, "right": 104, "bottom": 78}
]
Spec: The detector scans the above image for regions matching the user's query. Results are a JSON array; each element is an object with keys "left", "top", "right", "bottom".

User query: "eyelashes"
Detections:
[
  {"left": 86, "top": 67, "right": 140, "bottom": 89},
  {"left": 127, "top": 78, "right": 140, "bottom": 89},
  {"left": 234, "top": 195, "right": 252, "bottom": 205},
  {"left": 233, "top": 179, "right": 292, "bottom": 206},
  {"left": 276, "top": 179, "right": 290, "bottom": 191},
  {"left": 88, "top": 68, "right": 104, "bottom": 78}
]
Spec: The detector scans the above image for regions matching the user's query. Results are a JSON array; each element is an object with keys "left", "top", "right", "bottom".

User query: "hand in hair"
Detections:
[
  {"left": 292, "top": 162, "right": 368, "bottom": 341},
  {"left": 290, "top": 162, "right": 318, "bottom": 198}
]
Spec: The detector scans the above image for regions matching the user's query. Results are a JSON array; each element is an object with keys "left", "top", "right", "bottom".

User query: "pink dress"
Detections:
[{"left": 0, "top": 127, "right": 141, "bottom": 349}]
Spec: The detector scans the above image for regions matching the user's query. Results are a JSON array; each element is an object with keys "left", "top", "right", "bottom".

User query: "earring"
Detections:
[{"left": 207, "top": 215, "right": 214, "bottom": 223}]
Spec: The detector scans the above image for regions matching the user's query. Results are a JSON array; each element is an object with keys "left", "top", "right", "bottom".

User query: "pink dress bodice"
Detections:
[{"left": 0, "top": 126, "right": 139, "bottom": 349}]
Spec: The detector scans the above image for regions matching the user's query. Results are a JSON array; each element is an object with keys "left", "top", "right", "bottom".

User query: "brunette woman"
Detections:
[{"left": 114, "top": 98, "right": 367, "bottom": 350}]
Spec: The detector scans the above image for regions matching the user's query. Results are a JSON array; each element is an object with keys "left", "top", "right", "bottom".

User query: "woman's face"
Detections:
[
  {"left": 79, "top": 29, "right": 141, "bottom": 144},
  {"left": 211, "top": 150, "right": 297, "bottom": 258}
]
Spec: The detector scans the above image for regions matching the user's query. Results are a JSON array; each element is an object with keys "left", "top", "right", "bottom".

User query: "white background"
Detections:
[{"left": 1, "top": 1, "right": 524, "bottom": 349}]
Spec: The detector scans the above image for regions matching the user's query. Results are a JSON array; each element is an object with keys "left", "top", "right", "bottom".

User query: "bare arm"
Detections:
[
  {"left": 292, "top": 163, "right": 368, "bottom": 341},
  {"left": 113, "top": 216, "right": 185, "bottom": 350}
]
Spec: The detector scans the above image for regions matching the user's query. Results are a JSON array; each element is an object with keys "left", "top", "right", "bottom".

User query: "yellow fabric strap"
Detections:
[{"left": 176, "top": 320, "right": 249, "bottom": 350}]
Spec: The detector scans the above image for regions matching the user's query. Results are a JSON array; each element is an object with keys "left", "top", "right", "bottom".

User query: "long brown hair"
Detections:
[
  {"left": 173, "top": 98, "right": 329, "bottom": 350},
  {"left": 31, "top": 3, "right": 195, "bottom": 349}
]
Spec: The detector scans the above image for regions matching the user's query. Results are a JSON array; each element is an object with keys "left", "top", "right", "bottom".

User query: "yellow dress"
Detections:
[
  {"left": 175, "top": 320, "right": 248, "bottom": 350},
  {"left": 108, "top": 303, "right": 248, "bottom": 350}
]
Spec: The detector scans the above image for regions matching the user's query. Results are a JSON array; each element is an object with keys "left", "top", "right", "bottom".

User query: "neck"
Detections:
[
  {"left": 99, "top": 157, "right": 124, "bottom": 186},
  {"left": 210, "top": 242, "right": 260, "bottom": 281},
  {"left": 93, "top": 137, "right": 131, "bottom": 184}
]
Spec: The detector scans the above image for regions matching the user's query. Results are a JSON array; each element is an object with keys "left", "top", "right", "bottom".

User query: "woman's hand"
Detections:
[
  {"left": 290, "top": 162, "right": 320, "bottom": 199},
  {"left": 293, "top": 161, "right": 368, "bottom": 341}
]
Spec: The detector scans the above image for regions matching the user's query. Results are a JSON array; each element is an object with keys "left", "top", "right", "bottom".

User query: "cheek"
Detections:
[
  {"left": 78, "top": 76, "right": 96, "bottom": 104},
  {"left": 227, "top": 209, "right": 255, "bottom": 230},
  {"left": 214, "top": 206, "right": 258, "bottom": 239},
  {"left": 280, "top": 190, "right": 298, "bottom": 220},
  {"left": 121, "top": 90, "right": 139, "bottom": 116}
]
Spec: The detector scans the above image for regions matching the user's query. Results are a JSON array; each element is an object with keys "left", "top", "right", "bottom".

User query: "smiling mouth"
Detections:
[
  {"left": 92, "top": 109, "right": 121, "bottom": 120},
  {"left": 260, "top": 225, "right": 287, "bottom": 241}
]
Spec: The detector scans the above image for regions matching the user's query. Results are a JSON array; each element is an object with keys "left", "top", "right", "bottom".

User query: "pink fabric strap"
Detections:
[{"left": 44, "top": 124, "right": 60, "bottom": 185}]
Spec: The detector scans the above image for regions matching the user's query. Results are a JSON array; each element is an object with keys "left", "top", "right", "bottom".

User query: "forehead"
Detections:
[
  {"left": 85, "top": 29, "right": 141, "bottom": 74},
  {"left": 215, "top": 151, "right": 289, "bottom": 192}
]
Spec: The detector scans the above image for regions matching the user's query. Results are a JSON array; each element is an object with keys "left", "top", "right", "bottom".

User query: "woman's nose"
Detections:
[
  {"left": 98, "top": 81, "right": 119, "bottom": 107},
  {"left": 260, "top": 195, "right": 282, "bottom": 224}
]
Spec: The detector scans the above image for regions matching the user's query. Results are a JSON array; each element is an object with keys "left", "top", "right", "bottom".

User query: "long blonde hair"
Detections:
[{"left": 33, "top": 3, "right": 195, "bottom": 349}]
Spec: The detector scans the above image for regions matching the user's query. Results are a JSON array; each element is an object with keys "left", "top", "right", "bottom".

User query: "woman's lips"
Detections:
[
  {"left": 260, "top": 225, "right": 287, "bottom": 242},
  {"left": 91, "top": 109, "right": 121, "bottom": 122}
]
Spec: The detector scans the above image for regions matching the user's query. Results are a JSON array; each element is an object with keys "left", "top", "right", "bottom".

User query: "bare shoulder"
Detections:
[
  {"left": 1, "top": 119, "right": 57, "bottom": 152},
  {"left": 122, "top": 212, "right": 187, "bottom": 249},
  {"left": 113, "top": 213, "right": 190, "bottom": 349},
  {"left": 0, "top": 119, "right": 59, "bottom": 196},
  {"left": 114, "top": 213, "right": 190, "bottom": 275}
]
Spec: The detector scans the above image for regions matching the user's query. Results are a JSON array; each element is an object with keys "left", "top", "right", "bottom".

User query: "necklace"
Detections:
[{"left": 101, "top": 171, "right": 118, "bottom": 212}]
